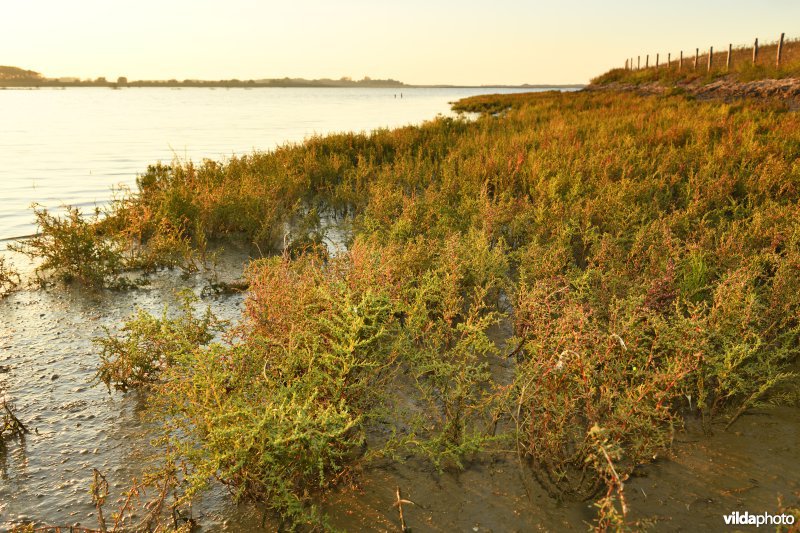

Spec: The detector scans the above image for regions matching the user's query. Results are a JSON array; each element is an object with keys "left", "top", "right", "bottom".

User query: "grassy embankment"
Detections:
[
  {"left": 592, "top": 36, "right": 800, "bottom": 85},
  {"left": 8, "top": 89, "right": 800, "bottom": 529}
]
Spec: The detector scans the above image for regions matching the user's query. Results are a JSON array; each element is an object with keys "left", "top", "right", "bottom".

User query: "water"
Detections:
[{"left": 0, "top": 86, "right": 544, "bottom": 241}]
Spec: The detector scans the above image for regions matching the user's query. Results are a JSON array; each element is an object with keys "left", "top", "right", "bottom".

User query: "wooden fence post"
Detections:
[
  {"left": 694, "top": 48, "right": 699, "bottom": 70},
  {"left": 777, "top": 32, "right": 785, "bottom": 67},
  {"left": 625, "top": 59, "right": 629, "bottom": 70},
  {"left": 708, "top": 46, "right": 713, "bottom": 71},
  {"left": 726, "top": 44, "right": 732, "bottom": 71},
  {"left": 656, "top": 53, "right": 660, "bottom": 68},
  {"left": 637, "top": 55, "right": 641, "bottom": 70},
  {"left": 646, "top": 54, "right": 649, "bottom": 68},
  {"left": 668, "top": 52, "right": 671, "bottom": 68},
  {"left": 753, "top": 38, "right": 758, "bottom": 64},
  {"left": 679, "top": 50, "right": 683, "bottom": 71}
]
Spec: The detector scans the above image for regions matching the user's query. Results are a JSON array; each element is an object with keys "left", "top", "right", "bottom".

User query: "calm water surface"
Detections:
[{"left": 0, "top": 86, "right": 543, "bottom": 240}]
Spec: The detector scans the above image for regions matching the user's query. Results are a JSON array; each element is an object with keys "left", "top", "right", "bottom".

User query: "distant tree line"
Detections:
[{"left": 0, "top": 66, "right": 407, "bottom": 88}]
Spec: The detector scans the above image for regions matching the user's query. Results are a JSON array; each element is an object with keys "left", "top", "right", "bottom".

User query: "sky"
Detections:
[{"left": 1, "top": 0, "right": 798, "bottom": 85}]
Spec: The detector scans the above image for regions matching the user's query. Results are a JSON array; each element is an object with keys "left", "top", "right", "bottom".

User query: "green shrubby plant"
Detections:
[
  {"left": 9, "top": 205, "right": 127, "bottom": 286},
  {"left": 77, "top": 89, "right": 800, "bottom": 528},
  {"left": 106, "top": 255, "right": 402, "bottom": 526},
  {"left": 695, "top": 265, "right": 798, "bottom": 428},
  {"left": 0, "top": 256, "right": 20, "bottom": 297},
  {"left": 94, "top": 292, "right": 223, "bottom": 391},
  {"left": 398, "top": 232, "right": 509, "bottom": 468},
  {"left": 509, "top": 279, "right": 697, "bottom": 499},
  {"left": 10, "top": 199, "right": 211, "bottom": 287}
]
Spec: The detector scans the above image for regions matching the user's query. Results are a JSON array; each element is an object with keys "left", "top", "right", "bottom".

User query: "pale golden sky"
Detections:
[{"left": 2, "top": 0, "right": 797, "bottom": 85}]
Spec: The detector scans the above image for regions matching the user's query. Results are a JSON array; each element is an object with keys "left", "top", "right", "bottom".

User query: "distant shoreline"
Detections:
[
  {"left": 0, "top": 82, "right": 585, "bottom": 90},
  {"left": 0, "top": 66, "right": 584, "bottom": 90}
]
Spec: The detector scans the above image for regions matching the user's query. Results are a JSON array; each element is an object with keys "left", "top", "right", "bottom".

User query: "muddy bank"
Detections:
[
  {"left": 586, "top": 76, "right": 800, "bottom": 104},
  {"left": 221, "top": 408, "right": 800, "bottom": 532},
  {"left": 626, "top": 408, "right": 800, "bottom": 531}
]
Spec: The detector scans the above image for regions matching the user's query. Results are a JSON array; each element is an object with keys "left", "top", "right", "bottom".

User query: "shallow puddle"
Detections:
[{"left": 0, "top": 246, "right": 248, "bottom": 529}]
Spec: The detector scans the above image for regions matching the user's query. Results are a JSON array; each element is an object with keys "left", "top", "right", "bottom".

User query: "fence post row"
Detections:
[
  {"left": 726, "top": 44, "right": 732, "bottom": 71},
  {"left": 625, "top": 32, "right": 787, "bottom": 73}
]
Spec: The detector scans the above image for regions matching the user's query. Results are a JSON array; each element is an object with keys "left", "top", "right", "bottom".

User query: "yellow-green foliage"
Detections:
[
  {"left": 0, "top": 256, "right": 20, "bottom": 297},
  {"left": 153, "top": 255, "right": 401, "bottom": 526},
  {"left": 93, "top": 90, "right": 800, "bottom": 527},
  {"left": 10, "top": 202, "right": 205, "bottom": 287},
  {"left": 9, "top": 205, "right": 127, "bottom": 286},
  {"left": 395, "top": 230, "right": 509, "bottom": 468},
  {"left": 95, "top": 293, "right": 223, "bottom": 391}
]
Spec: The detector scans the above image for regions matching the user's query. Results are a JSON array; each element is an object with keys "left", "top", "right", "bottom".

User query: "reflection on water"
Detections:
[{"left": 0, "top": 86, "right": 546, "bottom": 240}]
